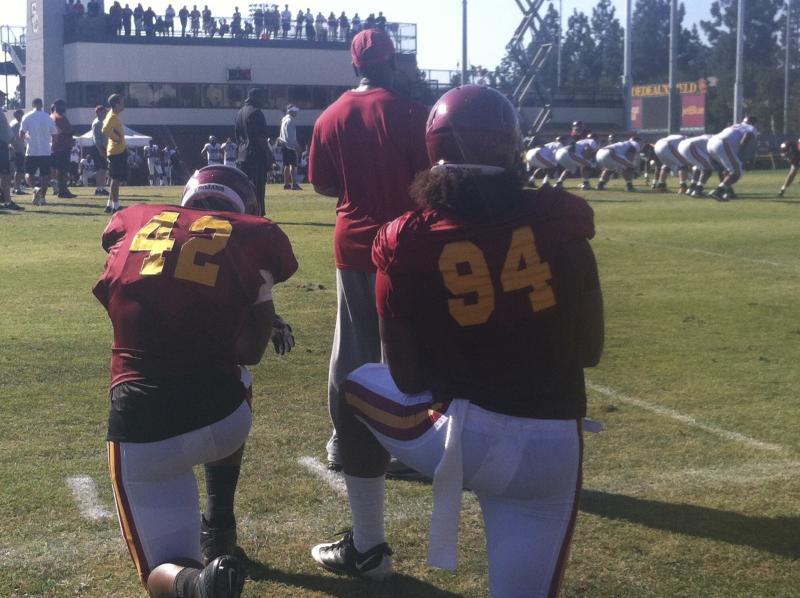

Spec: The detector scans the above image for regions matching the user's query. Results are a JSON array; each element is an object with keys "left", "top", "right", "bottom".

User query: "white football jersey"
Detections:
[
  {"left": 575, "top": 138, "right": 598, "bottom": 157},
  {"left": 203, "top": 143, "right": 222, "bottom": 163},
  {"left": 606, "top": 140, "right": 638, "bottom": 158},
  {"left": 716, "top": 123, "right": 757, "bottom": 145}
]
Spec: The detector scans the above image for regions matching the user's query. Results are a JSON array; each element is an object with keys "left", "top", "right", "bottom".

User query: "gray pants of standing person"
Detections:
[{"left": 326, "top": 269, "right": 383, "bottom": 467}]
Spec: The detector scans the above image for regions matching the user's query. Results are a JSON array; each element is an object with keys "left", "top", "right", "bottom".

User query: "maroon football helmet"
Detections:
[
  {"left": 426, "top": 85, "right": 522, "bottom": 174},
  {"left": 181, "top": 164, "right": 258, "bottom": 215}
]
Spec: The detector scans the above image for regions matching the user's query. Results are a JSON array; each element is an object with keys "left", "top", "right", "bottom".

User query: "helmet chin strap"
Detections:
[{"left": 430, "top": 161, "right": 507, "bottom": 176}]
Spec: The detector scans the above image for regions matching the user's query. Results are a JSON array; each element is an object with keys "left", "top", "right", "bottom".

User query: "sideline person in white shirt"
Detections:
[
  {"left": 20, "top": 97, "right": 58, "bottom": 205},
  {"left": 279, "top": 105, "right": 302, "bottom": 190}
]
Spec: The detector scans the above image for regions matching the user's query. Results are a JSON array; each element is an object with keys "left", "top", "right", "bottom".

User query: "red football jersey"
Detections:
[
  {"left": 93, "top": 204, "right": 298, "bottom": 388},
  {"left": 373, "top": 187, "right": 599, "bottom": 419},
  {"left": 309, "top": 87, "right": 429, "bottom": 272}
]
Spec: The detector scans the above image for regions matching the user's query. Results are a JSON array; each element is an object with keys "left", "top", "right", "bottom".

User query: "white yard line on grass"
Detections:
[
  {"left": 297, "top": 456, "right": 347, "bottom": 497},
  {"left": 587, "top": 382, "right": 787, "bottom": 453},
  {"left": 622, "top": 240, "right": 797, "bottom": 270},
  {"left": 66, "top": 475, "right": 113, "bottom": 521}
]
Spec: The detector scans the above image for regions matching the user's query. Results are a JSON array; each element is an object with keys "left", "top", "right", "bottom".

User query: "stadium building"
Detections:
[{"left": 21, "top": 0, "right": 418, "bottom": 170}]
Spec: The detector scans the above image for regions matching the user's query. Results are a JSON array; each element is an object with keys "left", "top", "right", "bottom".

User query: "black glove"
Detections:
[{"left": 271, "top": 315, "right": 295, "bottom": 355}]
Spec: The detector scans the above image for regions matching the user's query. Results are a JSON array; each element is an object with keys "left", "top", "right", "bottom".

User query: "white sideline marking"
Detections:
[
  {"left": 623, "top": 240, "right": 795, "bottom": 270},
  {"left": 66, "top": 475, "right": 113, "bottom": 521},
  {"left": 587, "top": 382, "right": 786, "bottom": 452},
  {"left": 298, "top": 456, "right": 347, "bottom": 497}
]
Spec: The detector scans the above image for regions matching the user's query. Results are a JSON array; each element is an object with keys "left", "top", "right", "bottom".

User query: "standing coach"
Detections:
[
  {"left": 235, "top": 88, "right": 273, "bottom": 216},
  {"left": 308, "top": 28, "right": 429, "bottom": 472}
]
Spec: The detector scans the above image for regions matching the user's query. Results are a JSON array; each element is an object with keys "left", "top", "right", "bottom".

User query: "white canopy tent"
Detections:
[{"left": 74, "top": 126, "right": 152, "bottom": 148}]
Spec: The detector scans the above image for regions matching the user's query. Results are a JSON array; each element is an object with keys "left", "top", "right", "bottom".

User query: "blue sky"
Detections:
[{"left": 2, "top": 1, "right": 716, "bottom": 95}]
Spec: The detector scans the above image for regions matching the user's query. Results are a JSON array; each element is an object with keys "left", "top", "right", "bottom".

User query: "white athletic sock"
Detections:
[{"left": 344, "top": 474, "right": 386, "bottom": 553}]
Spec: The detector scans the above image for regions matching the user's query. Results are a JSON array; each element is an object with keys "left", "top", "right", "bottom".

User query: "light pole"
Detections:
[
  {"left": 785, "top": 1, "right": 792, "bottom": 134},
  {"left": 733, "top": 0, "right": 746, "bottom": 122},
  {"left": 462, "top": 0, "right": 468, "bottom": 85},
  {"left": 667, "top": 0, "right": 679, "bottom": 133},
  {"left": 623, "top": 0, "right": 632, "bottom": 130}
]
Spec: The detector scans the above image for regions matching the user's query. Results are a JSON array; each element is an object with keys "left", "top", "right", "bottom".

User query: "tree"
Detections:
[
  {"left": 590, "top": 0, "right": 624, "bottom": 87},
  {"left": 561, "top": 9, "right": 596, "bottom": 89}
]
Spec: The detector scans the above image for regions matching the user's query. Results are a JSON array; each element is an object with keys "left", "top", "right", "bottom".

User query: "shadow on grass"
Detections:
[
  {"left": 581, "top": 489, "right": 800, "bottom": 558},
  {"left": 28, "top": 209, "right": 109, "bottom": 217},
  {"left": 277, "top": 221, "right": 336, "bottom": 228},
  {"left": 243, "top": 557, "right": 461, "bottom": 597},
  {"left": 585, "top": 198, "right": 644, "bottom": 203}
]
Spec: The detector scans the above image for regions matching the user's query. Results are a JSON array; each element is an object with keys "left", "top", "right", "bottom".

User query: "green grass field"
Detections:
[{"left": 1, "top": 171, "right": 798, "bottom": 597}]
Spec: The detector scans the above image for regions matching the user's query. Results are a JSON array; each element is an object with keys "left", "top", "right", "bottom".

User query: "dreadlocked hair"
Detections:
[{"left": 410, "top": 168, "right": 524, "bottom": 222}]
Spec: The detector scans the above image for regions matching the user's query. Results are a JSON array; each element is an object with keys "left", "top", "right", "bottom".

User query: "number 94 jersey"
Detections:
[
  {"left": 93, "top": 204, "right": 298, "bottom": 388},
  {"left": 372, "top": 187, "right": 599, "bottom": 420}
]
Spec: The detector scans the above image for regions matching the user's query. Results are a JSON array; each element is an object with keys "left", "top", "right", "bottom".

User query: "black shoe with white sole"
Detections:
[{"left": 311, "top": 530, "right": 393, "bottom": 580}]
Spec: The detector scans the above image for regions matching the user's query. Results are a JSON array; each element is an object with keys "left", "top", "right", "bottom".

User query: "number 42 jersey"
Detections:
[
  {"left": 372, "top": 187, "right": 599, "bottom": 420},
  {"left": 93, "top": 204, "right": 298, "bottom": 389}
]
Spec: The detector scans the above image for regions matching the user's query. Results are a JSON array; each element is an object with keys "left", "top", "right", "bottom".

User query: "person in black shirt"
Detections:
[
  {"left": 143, "top": 6, "right": 156, "bottom": 36},
  {"left": 179, "top": 4, "right": 189, "bottom": 36},
  {"left": 122, "top": 3, "right": 133, "bottom": 35},
  {"left": 235, "top": 88, "right": 274, "bottom": 216}
]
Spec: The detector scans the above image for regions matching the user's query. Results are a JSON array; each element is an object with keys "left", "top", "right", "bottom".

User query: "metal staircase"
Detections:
[
  {"left": 1, "top": 26, "right": 26, "bottom": 77},
  {"left": 506, "top": 0, "right": 554, "bottom": 132}
]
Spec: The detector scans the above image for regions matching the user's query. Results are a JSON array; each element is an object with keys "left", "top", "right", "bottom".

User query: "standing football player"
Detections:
[
  {"left": 93, "top": 165, "right": 298, "bottom": 598},
  {"left": 554, "top": 134, "right": 598, "bottom": 190},
  {"left": 221, "top": 137, "right": 238, "bottom": 167},
  {"left": 202, "top": 135, "right": 223, "bottom": 166},
  {"left": 652, "top": 134, "right": 689, "bottom": 193},
  {"left": 595, "top": 137, "right": 641, "bottom": 192},
  {"left": 308, "top": 28, "right": 429, "bottom": 475},
  {"left": 777, "top": 139, "right": 800, "bottom": 196},
  {"left": 707, "top": 116, "right": 758, "bottom": 201},
  {"left": 676, "top": 134, "right": 715, "bottom": 197},
  {"left": 310, "top": 85, "right": 602, "bottom": 596}
]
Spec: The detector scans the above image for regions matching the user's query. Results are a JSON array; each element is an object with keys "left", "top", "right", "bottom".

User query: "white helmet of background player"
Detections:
[
  {"left": 181, "top": 164, "right": 258, "bottom": 215},
  {"left": 209, "top": 135, "right": 217, "bottom": 144}
]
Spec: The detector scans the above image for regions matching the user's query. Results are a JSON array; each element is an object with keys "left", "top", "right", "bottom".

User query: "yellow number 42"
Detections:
[
  {"left": 129, "top": 210, "right": 232, "bottom": 287},
  {"left": 438, "top": 226, "right": 556, "bottom": 326}
]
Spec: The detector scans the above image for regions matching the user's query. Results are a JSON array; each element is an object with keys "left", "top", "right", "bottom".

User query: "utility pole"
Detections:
[
  {"left": 462, "top": 0, "right": 468, "bottom": 85},
  {"left": 785, "top": 0, "right": 792, "bottom": 134},
  {"left": 557, "top": 0, "right": 563, "bottom": 88},
  {"left": 622, "top": 0, "right": 633, "bottom": 130},
  {"left": 668, "top": 0, "right": 679, "bottom": 133},
  {"left": 734, "top": 0, "right": 746, "bottom": 122}
]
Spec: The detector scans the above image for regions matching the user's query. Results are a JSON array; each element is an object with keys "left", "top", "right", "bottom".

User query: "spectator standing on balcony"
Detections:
[
  {"left": 202, "top": 5, "right": 212, "bottom": 36},
  {"left": 308, "top": 28, "right": 429, "bottom": 474},
  {"left": 365, "top": 13, "right": 375, "bottom": 29},
  {"left": 281, "top": 5, "right": 292, "bottom": 38},
  {"left": 87, "top": 0, "right": 100, "bottom": 17},
  {"left": 375, "top": 11, "right": 387, "bottom": 31},
  {"left": 102, "top": 93, "right": 127, "bottom": 213},
  {"left": 232, "top": 7, "right": 242, "bottom": 38},
  {"left": 295, "top": 9, "right": 303, "bottom": 38},
  {"left": 165, "top": 4, "right": 175, "bottom": 35},
  {"left": 190, "top": 5, "right": 200, "bottom": 36},
  {"left": 338, "top": 12, "right": 349, "bottom": 41},
  {"left": 272, "top": 6, "right": 282, "bottom": 38},
  {"left": 107, "top": 2, "right": 121, "bottom": 36},
  {"left": 133, "top": 3, "right": 144, "bottom": 35},
  {"left": 122, "top": 4, "right": 132, "bottom": 35},
  {"left": 178, "top": 4, "right": 188, "bottom": 35},
  {"left": 143, "top": 6, "right": 156, "bottom": 36},
  {"left": 91, "top": 105, "right": 109, "bottom": 197},
  {"left": 72, "top": 1, "right": 86, "bottom": 16},
  {"left": 155, "top": 16, "right": 165, "bottom": 36},
  {"left": 279, "top": 105, "right": 301, "bottom": 190},
  {"left": 253, "top": 7, "right": 264, "bottom": 37},
  {"left": 305, "top": 10, "right": 315, "bottom": 41},
  {"left": 328, "top": 12, "right": 338, "bottom": 40},
  {"left": 20, "top": 98, "right": 58, "bottom": 206},
  {"left": 218, "top": 18, "right": 229, "bottom": 38},
  {"left": 315, "top": 12, "right": 326, "bottom": 41},
  {"left": 351, "top": 13, "right": 361, "bottom": 35},
  {"left": 235, "top": 88, "right": 273, "bottom": 215},
  {"left": 50, "top": 99, "right": 77, "bottom": 199}
]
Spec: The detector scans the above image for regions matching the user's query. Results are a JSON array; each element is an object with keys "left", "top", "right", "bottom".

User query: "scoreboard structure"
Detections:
[{"left": 630, "top": 79, "right": 707, "bottom": 134}]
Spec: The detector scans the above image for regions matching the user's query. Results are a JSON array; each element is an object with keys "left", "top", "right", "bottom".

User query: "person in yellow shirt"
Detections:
[{"left": 102, "top": 94, "right": 127, "bottom": 213}]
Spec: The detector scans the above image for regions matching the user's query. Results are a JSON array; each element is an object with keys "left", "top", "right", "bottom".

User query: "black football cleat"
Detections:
[
  {"left": 197, "top": 555, "right": 245, "bottom": 598},
  {"left": 709, "top": 187, "right": 728, "bottom": 201},
  {"left": 201, "top": 516, "right": 239, "bottom": 565},
  {"left": 311, "top": 530, "right": 393, "bottom": 580}
]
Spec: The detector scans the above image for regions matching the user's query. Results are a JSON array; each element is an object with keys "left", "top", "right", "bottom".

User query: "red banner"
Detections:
[{"left": 681, "top": 93, "right": 705, "bottom": 129}]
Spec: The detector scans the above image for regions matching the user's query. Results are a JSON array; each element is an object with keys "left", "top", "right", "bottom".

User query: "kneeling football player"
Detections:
[
  {"left": 94, "top": 165, "right": 298, "bottom": 598},
  {"left": 310, "top": 85, "right": 604, "bottom": 597}
]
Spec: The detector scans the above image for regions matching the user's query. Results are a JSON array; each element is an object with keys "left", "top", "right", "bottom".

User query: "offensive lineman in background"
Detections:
[
  {"left": 677, "top": 134, "right": 715, "bottom": 197},
  {"left": 93, "top": 165, "right": 298, "bottom": 598},
  {"left": 311, "top": 85, "right": 603, "bottom": 596},
  {"left": 525, "top": 136, "right": 565, "bottom": 187},
  {"left": 652, "top": 134, "right": 690, "bottom": 193},
  {"left": 554, "top": 134, "right": 598, "bottom": 190},
  {"left": 596, "top": 137, "right": 641, "bottom": 192},
  {"left": 707, "top": 116, "right": 758, "bottom": 201}
]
